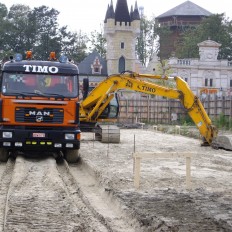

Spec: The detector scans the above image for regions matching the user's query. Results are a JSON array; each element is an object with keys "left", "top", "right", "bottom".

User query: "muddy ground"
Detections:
[
  {"left": 77, "top": 127, "right": 232, "bottom": 231},
  {"left": 0, "top": 127, "right": 231, "bottom": 231}
]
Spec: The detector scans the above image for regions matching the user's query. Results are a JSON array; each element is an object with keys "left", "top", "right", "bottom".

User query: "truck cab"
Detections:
[{"left": 0, "top": 52, "right": 81, "bottom": 162}]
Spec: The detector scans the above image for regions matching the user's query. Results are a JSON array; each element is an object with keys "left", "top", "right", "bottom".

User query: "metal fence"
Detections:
[{"left": 117, "top": 94, "right": 232, "bottom": 125}]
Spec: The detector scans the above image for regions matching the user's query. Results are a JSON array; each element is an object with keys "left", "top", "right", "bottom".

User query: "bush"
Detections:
[
  {"left": 213, "top": 113, "right": 232, "bottom": 130},
  {"left": 179, "top": 114, "right": 194, "bottom": 126}
]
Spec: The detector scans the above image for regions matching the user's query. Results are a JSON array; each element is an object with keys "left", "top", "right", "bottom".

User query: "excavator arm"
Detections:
[{"left": 80, "top": 71, "right": 218, "bottom": 145}]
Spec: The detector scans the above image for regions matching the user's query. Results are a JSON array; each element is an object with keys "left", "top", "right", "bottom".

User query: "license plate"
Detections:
[{"left": 32, "top": 133, "right": 45, "bottom": 138}]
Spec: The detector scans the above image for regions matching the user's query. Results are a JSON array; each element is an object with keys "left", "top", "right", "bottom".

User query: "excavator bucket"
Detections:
[{"left": 211, "top": 134, "right": 232, "bottom": 150}]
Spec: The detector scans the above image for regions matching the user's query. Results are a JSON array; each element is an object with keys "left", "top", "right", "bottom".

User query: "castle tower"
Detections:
[
  {"left": 156, "top": 1, "right": 212, "bottom": 59},
  {"left": 104, "top": 0, "right": 140, "bottom": 75}
]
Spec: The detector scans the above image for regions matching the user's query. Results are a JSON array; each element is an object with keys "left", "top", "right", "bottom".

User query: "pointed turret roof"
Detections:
[
  {"left": 115, "top": 0, "right": 131, "bottom": 22},
  {"left": 131, "top": 1, "right": 140, "bottom": 20},
  {"left": 156, "top": 0, "right": 212, "bottom": 18},
  {"left": 104, "top": 0, "right": 140, "bottom": 23},
  {"left": 104, "top": 0, "right": 115, "bottom": 23},
  {"left": 130, "top": 5, "right": 134, "bottom": 20}
]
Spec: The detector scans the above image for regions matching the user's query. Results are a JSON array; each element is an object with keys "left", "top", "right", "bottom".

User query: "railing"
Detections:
[{"left": 177, "top": 59, "right": 191, "bottom": 65}]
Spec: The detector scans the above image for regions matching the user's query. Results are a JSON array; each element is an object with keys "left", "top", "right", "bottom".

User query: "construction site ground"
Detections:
[
  {"left": 0, "top": 126, "right": 231, "bottom": 231},
  {"left": 79, "top": 126, "right": 232, "bottom": 231}
]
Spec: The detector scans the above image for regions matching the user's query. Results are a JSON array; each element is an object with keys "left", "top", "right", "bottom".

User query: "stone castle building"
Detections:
[
  {"left": 104, "top": 0, "right": 140, "bottom": 75},
  {"left": 78, "top": 0, "right": 141, "bottom": 89}
]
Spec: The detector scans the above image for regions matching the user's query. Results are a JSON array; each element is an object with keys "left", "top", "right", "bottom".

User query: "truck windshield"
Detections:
[{"left": 1, "top": 73, "right": 78, "bottom": 98}]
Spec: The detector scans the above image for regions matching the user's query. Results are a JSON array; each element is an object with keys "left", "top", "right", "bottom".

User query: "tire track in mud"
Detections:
[
  {"left": 1, "top": 155, "right": 136, "bottom": 232},
  {"left": 3, "top": 155, "right": 109, "bottom": 232},
  {"left": 69, "top": 158, "right": 232, "bottom": 232},
  {"left": 0, "top": 158, "right": 15, "bottom": 232},
  {"left": 67, "top": 160, "right": 137, "bottom": 232}
]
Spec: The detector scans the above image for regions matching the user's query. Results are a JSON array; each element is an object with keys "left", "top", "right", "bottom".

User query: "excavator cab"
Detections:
[
  {"left": 82, "top": 77, "right": 119, "bottom": 119},
  {"left": 98, "top": 93, "right": 119, "bottom": 119}
]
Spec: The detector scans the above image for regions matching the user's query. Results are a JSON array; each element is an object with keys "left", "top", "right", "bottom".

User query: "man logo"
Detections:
[
  {"left": 36, "top": 116, "right": 43, "bottom": 122},
  {"left": 29, "top": 111, "right": 50, "bottom": 116}
]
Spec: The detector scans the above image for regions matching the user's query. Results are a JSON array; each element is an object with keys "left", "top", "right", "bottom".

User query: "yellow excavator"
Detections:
[{"left": 79, "top": 71, "right": 232, "bottom": 150}]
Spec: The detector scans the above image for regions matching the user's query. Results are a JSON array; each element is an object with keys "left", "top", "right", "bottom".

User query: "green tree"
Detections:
[
  {"left": 150, "top": 59, "right": 175, "bottom": 88},
  {"left": 29, "top": 6, "right": 61, "bottom": 60},
  {"left": 60, "top": 29, "right": 88, "bottom": 63},
  {"left": 88, "top": 28, "right": 106, "bottom": 59},
  {"left": 0, "top": 3, "right": 90, "bottom": 62},
  {"left": 136, "top": 15, "right": 158, "bottom": 66},
  {"left": 175, "top": 14, "right": 232, "bottom": 60},
  {"left": 0, "top": 3, "right": 9, "bottom": 60},
  {"left": 0, "top": 3, "right": 7, "bottom": 18},
  {"left": 58, "top": 26, "right": 77, "bottom": 56},
  {"left": 6, "top": 4, "right": 32, "bottom": 54}
]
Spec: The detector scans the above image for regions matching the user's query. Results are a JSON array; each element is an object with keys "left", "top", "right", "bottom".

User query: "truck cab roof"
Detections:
[{"left": 2, "top": 60, "right": 79, "bottom": 75}]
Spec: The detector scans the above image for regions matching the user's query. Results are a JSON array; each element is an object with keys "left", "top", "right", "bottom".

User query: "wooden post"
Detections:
[
  {"left": 222, "top": 96, "right": 225, "bottom": 115},
  {"left": 175, "top": 125, "right": 181, "bottom": 135},
  {"left": 230, "top": 96, "right": 232, "bottom": 129},
  {"left": 126, "top": 99, "right": 128, "bottom": 120},
  {"left": 186, "top": 156, "right": 191, "bottom": 189},
  {"left": 147, "top": 96, "right": 150, "bottom": 123},
  {"left": 134, "top": 157, "right": 141, "bottom": 189},
  {"left": 153, "top": 125, "right": 158, "bottom": 131}
]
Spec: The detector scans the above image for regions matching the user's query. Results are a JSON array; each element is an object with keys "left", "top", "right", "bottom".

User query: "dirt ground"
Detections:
[
  {"left": 0, "top": 127, "right": 231, "bottom": 231},
  {"left": 77, "top": 127, "right": 232, "bottom": 231}
]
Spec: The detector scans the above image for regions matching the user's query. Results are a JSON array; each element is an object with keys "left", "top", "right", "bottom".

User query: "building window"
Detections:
[
  {"left": 184, "top": 78, "right": 188, "bottom": 83},
  {"left": 230, "top": 79, "right": 232, "bottom": 87},
  {"left": 118, "top": 56, "right": 125, "bottom": 73},
  {"left": 121, "top": 42, "right": 124, "bottom": 49},
  {"left": 94, "top": 67, "right": 99, "bottom": 73},
  {"left": 210, "top": 79, "right": 213, "bottom": 87},
  {"left": 91, "top": 57, "right": 102, "bottom": 74},
  {"left": 205, "top": 78, "right": 213, "bottom": 87}
]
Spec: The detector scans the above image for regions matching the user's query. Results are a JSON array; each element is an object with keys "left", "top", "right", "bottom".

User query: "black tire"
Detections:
[
  {"left": 65, "top": 149, "right": 80, "bottom": 163},
  {"left": 0, "top": 148, "right": 9, "bottom": 162}
]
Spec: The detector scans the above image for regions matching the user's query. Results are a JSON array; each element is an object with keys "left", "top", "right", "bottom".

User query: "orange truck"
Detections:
[{"left": 0, "top": 52, "right": 81, "bottom": 162}]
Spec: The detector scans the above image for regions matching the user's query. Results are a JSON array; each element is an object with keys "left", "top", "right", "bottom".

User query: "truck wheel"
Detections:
[
  {"left": 65, "top": 149, "right": 80, "bottom": 163},
  {"left": 0, "top": 148, "right": 9, "bottom": 162}
]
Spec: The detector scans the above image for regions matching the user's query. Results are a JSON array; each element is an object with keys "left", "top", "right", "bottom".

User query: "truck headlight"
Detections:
[
  {"left": 3, "top": 132, "right": 13, "bottom": 138},
  {"left": 65, "top": 133, "right": 75, "bottom": 140}
]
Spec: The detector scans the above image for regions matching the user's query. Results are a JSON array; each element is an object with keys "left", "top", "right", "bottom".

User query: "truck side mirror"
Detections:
[{"left": 82, "top": 78, "right": 89, "bottom": 100}]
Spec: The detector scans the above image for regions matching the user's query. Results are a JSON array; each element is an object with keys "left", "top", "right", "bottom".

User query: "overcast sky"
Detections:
[{"left": 0, "top": 0, "right": 231, "bottom": 34}]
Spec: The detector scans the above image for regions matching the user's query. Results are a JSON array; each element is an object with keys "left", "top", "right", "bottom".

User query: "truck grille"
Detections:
[{"left": 15, "top": 107, "right": 63, "bottom": 124}]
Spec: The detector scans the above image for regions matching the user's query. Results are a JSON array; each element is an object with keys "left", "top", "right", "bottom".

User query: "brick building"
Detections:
[{"left": 156, "top": 1, "right": 212, "bottom": 59}]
